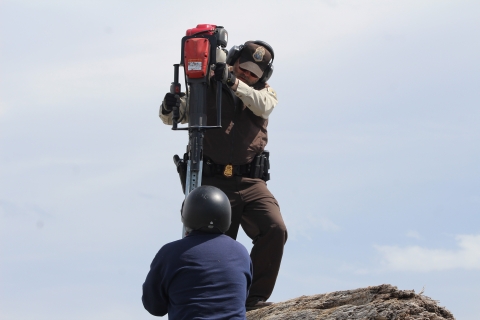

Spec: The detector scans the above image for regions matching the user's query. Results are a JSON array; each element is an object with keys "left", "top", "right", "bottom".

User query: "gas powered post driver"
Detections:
[{"left": 169, "top": 24, "right": 228, "bottom": 229}]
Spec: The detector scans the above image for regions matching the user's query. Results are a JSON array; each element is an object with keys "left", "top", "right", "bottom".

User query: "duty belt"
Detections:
[
  {"left": 204, "top": 151, "right": 270, "bottom": 181},
  {"left": 205, "top": 159, "right": 251, "bottom": 178}
]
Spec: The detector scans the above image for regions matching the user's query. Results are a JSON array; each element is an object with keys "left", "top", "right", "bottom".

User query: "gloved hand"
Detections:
[
  {"left": 162, "top": 92, "right": 185, "bottom": 114},
  {"left": 213, "top": 63, "right": 237, "bottom": 87}
]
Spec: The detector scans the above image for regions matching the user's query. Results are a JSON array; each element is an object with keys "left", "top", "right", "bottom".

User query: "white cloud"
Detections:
[
  {"left": 285, "top": 212, "right": 340, "bottom": 241},
  {"left": 375, "top": 234, "right": 480, "bottom": 272},
  {"left": 406, "top": 230, "right": 422, "bottom": 240}
]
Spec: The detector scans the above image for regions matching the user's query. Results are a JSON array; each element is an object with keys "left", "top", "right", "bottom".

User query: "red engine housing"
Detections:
[
  {"left": 184, "top": 37, "right": 210, "bottom": 79},
  {"left": 186, "top": 24, "right": 217, "bottom": 36}
]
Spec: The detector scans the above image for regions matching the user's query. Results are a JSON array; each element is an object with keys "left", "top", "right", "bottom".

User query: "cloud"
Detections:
[
  {"left": 285, "top": 212, "right": 340, "bottom": 241},
  {"left": 375, "top": 234, "right": 480, "bottom": 272},
  {"left": 406, "top": 230, "right": 422, "bottom": 240}
]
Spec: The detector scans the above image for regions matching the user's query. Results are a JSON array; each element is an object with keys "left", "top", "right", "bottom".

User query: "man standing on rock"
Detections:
[{"left": 160, "top": 40, "right": 287, "bottom": 310}]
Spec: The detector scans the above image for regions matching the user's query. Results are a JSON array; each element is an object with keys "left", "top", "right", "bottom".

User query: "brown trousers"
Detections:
[{"left": 202, "top": 174, "right": 288, "bottom": 303}]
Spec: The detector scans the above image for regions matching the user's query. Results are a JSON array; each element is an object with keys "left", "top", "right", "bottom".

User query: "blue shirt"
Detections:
[{"left": 142, "top": 231, "right": 252, "bottom": 319}]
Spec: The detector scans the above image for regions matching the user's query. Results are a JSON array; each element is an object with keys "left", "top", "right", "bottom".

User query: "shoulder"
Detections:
[
  {"left": 156, "top": 238, "right": 185, "bottom": 257},
  {"left": 265, "top": 84, "right": 277, "bottom": 98},
  {"left": 150, "top": 237, "right": 198, "bottom": 267},
  {"left": 218, "top": 235, "right": 250, "bottom": 254},
  {"left": 161, "top": 238, "right": 183, "bottom": 249},
  {"left": 256, "top": 82, "right": 277, "bottom": 98}
]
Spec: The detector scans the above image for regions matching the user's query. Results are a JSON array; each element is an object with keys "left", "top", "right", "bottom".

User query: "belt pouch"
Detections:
[
  {"left": 250, "top": 154, "right": 261, "bottom": 178},
  {"left": 262, "top": 151, "right": 270, "bottom": 182}
]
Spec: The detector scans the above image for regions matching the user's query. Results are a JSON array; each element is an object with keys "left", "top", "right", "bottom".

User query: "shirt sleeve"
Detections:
[
  {"left": 159, "top": 95, "right": 189, "bottom": 124},
  {"left": 142, "top": 249, "right": 169, "bottom": 317},
  {"left": 234, "top": 81, "right": 278, "bottom": 119}
]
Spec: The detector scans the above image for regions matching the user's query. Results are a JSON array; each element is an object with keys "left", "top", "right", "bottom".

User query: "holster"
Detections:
[{"left": 174, "top": 153, "right": 188, "bottom": 194}]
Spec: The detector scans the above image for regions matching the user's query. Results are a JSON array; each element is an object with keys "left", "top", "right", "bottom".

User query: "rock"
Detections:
[{"left": 246, "top": 284, "right": 455, "bottom": 320}]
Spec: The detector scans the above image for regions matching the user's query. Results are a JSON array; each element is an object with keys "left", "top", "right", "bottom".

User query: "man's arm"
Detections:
[
  {"left": 142, "top": 250, "right": 169, "bottom": 316},
  {"left": 233, "top": 81, "right": 278, "bottom": 119},
  {"left": 159, "top": 94, "right": 189, "bottom": 125}
]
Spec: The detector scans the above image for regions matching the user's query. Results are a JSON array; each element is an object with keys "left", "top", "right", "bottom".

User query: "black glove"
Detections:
[
  {"left": 214, "top": 63, "right": 236, "bottom": 87},
  {"left": 162, "top": 92, "right": 185, "bottom": 114}
]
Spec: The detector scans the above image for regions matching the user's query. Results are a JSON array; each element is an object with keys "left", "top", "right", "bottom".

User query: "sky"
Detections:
[{"left": 1, "top": 0, "right": 479, "bottom": 319}]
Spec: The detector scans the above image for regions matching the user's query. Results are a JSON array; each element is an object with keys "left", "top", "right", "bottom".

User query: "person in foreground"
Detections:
[
  {"left": 142, "top": 185, "right": 253, "bottom": 319},
  {"left": 160, "top": 40, "right": 287, "bottom": 310}
]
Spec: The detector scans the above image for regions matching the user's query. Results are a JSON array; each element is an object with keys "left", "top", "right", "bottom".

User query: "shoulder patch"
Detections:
[{"left": 267, "top": 87, "right": 277, "bottom": 97}]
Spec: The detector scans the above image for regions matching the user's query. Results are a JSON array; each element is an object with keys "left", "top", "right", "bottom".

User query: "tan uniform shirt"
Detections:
[{"left": 159, "top": 80, "right": 278, "bottom": 124}]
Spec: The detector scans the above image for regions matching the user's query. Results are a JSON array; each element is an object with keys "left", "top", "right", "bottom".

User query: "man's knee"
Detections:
[{"left": 270, "top": 222, "right": 287, "bottom": 244}]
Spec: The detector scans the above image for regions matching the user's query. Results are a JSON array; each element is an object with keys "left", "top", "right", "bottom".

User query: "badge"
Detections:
[
  {"left": 223, "top": 164, "right": 233, "bottom": 177},
  {"left": 253, "top": 46, "right": 265, "bottom": 62}
]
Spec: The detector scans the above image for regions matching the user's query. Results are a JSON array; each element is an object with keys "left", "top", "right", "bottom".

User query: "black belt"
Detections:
[
  {"left": 203, "top": 151, "right": 270, "bottom": 182},
  {"left": 204, "top": 159, "right": 251, "bottom": 178}
]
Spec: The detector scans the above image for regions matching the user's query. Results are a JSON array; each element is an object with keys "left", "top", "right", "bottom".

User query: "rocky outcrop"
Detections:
[{"left": 247, "top": 284, "right": 454, "bottom": 320}]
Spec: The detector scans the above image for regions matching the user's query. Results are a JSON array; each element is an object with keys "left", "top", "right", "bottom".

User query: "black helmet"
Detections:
[{"left": 182, "top": 185, "right": 231, "bottom": 233}]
